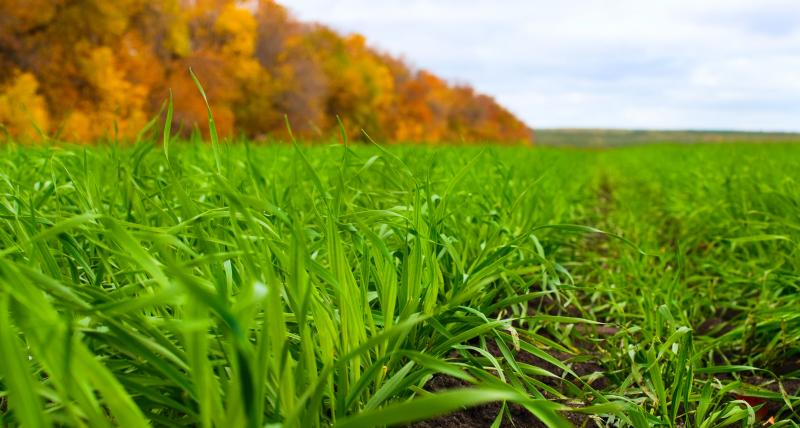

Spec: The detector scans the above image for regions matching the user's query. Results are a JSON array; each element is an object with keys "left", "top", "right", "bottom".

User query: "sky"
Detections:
[{"left": 285, "top": 1, "right": 800, "bottom": 131}]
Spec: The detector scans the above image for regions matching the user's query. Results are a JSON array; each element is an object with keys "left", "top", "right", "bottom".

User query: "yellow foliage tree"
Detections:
[
  {"left": 62, "top": 45, "right": 150, "bottom": 141},
  {"left": 0, "top": 72, "right": 50, "bottom": 141}
]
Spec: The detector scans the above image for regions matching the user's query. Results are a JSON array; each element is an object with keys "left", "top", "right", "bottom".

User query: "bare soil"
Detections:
[{"left": 406, "top": 375, "right": 599, "bottom": 428}]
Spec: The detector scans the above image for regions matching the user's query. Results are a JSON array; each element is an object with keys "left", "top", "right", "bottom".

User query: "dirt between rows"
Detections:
[
  {"left": 402, "top": 289, "right": 799, "bottom": 426},
  {"left": 409, "top": 175, "right": 800, "bottom": 426},
  {"left": 407, "top": 302, "right": 612, "bottom": 427},
  {"left": 403, "top": 318, "right": 799, "bottom": 426},
  {"left": 407, "top": 374, "right": 598, "bottom": 428}
]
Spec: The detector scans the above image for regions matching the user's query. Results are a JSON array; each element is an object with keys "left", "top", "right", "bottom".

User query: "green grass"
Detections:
[
  {"left": 0, "top": 139, "right": 799, "bottom": 427},
  {"left": 535, "top": 129, "right": 800, "bottom": 147}
]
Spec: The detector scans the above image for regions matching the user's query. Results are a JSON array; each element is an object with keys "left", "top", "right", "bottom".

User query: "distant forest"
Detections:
[{"left": 0, "top": 0, "right": 531, "bottom": 143}]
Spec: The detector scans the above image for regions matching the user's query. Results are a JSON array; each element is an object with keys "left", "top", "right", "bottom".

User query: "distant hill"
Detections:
[
  {"left": 534, "top": 129, "right": 800, "bottom": 147},
  {"left": 0, "top": 0, "right": 530, "bottom": 144}
]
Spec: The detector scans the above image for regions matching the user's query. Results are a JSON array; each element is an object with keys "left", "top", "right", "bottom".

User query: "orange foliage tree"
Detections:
[{"left": 0, "top": 0, "right": 532, "bottom": 144}]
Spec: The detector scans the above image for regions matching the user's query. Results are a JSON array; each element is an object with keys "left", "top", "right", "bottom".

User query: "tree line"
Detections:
[{"left": 0, "top": 0, "right": 532, "bottom": 143}]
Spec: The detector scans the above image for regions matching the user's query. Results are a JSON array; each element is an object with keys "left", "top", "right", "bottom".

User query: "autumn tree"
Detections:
[{"left": 0, "top": 0, "right": 532, "bottom": 144}]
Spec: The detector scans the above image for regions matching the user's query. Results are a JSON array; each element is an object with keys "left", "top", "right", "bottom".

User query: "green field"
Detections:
[
  {"left": 1, "top": 140, "right": 799, "bottom": 427},
  {"left": 535, "top": 129, "right": 800, "bottom": 147}
]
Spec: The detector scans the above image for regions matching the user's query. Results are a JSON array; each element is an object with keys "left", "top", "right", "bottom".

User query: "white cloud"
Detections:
[{"left": 286, "top": 0, "right": 800, "bottom": 130}]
